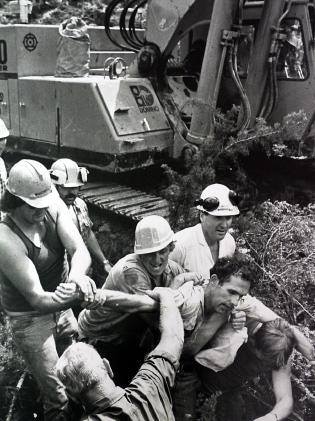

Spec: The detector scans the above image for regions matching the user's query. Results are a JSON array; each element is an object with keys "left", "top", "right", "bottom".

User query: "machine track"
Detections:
[{"left": 79, "top": 181, "right": 169, "bottom": 221}]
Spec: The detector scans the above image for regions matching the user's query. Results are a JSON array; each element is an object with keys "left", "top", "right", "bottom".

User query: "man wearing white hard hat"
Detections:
[
  {"left": 170, "top": 183, "right": 239, "bottom": 279},
  {"left": 0, "top": 118, "right": 9, "bottom": 220},
  {"left": 78, "top": 214, "right": 201, "bottom": 386},
  {"left": 50, "top": 158, "right": 112, "bottom": 285},
  {"left": 0, "top": 159, "right": 97, "bottom": 421}
]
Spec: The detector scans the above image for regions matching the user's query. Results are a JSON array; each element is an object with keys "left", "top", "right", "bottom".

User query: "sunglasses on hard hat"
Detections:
[{"left": 194, "top": 190, "right": 241, "bottom": 212}]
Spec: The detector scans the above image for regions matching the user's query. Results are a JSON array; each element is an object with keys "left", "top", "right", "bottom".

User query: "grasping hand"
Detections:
[
  {"left": 230, "top": 310, "right": 246, "bottom": 330},
  {"left": 68, "top": 274, "right": 96, "bottom": 302}
]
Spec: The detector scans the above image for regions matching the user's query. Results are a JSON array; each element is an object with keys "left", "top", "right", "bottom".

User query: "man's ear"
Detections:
[
  {"left": 169, "top": 241, "right": 175, "bottom": 252},
  {"left": 210, "top": 274, "right": 219, "bottom": 286},
  {"left": 102, "top": 358, "right": 114, "bottom": 378}
]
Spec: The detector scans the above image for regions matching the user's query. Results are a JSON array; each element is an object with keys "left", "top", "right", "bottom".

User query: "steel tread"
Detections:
[{"left": 79, "top": 181, "right": 169, "bottom": 221}]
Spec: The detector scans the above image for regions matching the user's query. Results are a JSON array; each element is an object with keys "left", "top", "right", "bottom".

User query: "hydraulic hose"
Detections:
[
  {"left": 263, "top": 58, "right": 278, "bottom": 120},
  {"left": 259, "top": 0, "right": 293, "bottom": 118},
  {"left": 129, "top": 0, "right": 147, "bottom": 46},
  {"left": 104, "top": 0, "right": 133, "bottom": 51},
  {"left": 230, "top": 34, "right": 251, "bottom": 131},
  {"left": 119, "top": 0, "right": 143, "bottom": 51},
  {"left": 229, "top": 0, "right": 251, "bottom": 131},
  {"left": 259, "top": 61, "right": 275, "bottom": 119}
]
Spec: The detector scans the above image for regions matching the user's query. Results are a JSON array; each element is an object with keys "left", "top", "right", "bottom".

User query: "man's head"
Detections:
[
  {"left": 205, "top": 253, "right": 259, "bottom": 314},
  {"left": 2, "top": 159, "right": 56, "bottom": 222},
  {"left": 56, "top": 342, "right": 114, "bottom": 401},
  {"left": 195, "top": 184, "right": 240, "bottom": 243},
  {"left": 134, "top": 215, "right": 175, "bottom": 278},
  {"left": 50, "top": 158, "right": 88, "bottom": 206},
  {"left": 254, "top": 318, "right": 296, "bottom": 369},
  {"left": 0, "top": 118, "right": 9, "bottom": 156}
]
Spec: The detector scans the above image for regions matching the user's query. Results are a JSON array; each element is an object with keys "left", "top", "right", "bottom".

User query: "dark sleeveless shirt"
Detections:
[{"left": 0, "top": 212, "right": 68, "bottom": 312}]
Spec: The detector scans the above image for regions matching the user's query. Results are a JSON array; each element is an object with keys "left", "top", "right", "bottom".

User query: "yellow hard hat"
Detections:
[{"left": 134, "top": 215, "right": 174, "bottom": 254}]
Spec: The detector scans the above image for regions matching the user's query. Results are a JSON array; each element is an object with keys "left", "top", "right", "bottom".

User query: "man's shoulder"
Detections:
[
  {"left": 218, "top": 231, "right": 236, "bottom": 257},
  {"left": 127, "top": 349, "right": 179, "bottom": 391},
  {"left": 111, "top": 253, "right": 147, "bottom": 275},
  {"left": 105, "top": 253, "right": 150, "bottom": 291},
  {"left": 0, "top": 157, "right": 6, "bottom": 172},
  {"left": 174, "top": 224, "right": 199, "bottom": 242},
  {"left": 0, "top": 221, "right": 25, "bottom": 251},
  {"left": 222, "top": 231, "right": 235, "bottom": 245},
  {"left": 74, "top": 196, "right": 88, "bottom": 210},
  {"left": 167, "top": 258, "right": 185, "bottom": 274}
]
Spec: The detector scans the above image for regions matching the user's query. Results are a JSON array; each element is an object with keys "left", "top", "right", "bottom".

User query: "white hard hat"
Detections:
[
  {"left": 134, "top": 215, "right": 174, "bottom": 254},
  {"left": 0, "top": 118, "right": 9, "bottom": 139},
  {"left": 195, "top": 183, "right": 240, "bottom": 216},
  {"left": 6, "top": 159, "right": 55, "bottom": 208},
  {"left": 50, "top": 158, "right": 88, "bottom": 187}
]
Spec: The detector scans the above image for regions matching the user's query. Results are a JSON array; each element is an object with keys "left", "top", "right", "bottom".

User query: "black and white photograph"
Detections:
[{"left": 0, "top": 1, "right": 314, "bottom": 420}]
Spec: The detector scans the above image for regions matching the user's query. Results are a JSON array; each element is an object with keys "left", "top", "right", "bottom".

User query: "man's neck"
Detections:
[
  {"left": 203, "top": 286, "right": 216, "bottom": 315},
  {"left": 84, "top": 381, "right": 120, "bottom": 412}
]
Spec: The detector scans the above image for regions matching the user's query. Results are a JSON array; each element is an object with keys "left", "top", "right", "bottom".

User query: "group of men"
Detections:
[{"left": 0, "top": 117, "right": 314, "bottom": 421}]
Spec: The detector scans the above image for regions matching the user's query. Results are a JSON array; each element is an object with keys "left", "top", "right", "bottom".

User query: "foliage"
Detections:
[
  {"left": 235, "top": 201, "right": 315, "bottom": 323},
  {"left": 160, "top": 111, "right": 315, "bottom": 419},
  {"left": 0, "top": 318, "right": 25, "bottom": 419},
  {"left": 234, "top": 201, "right": 315, "bottom": 420},
  {"left": 161, "top": 109, "right": 310, "bottom": 232}
]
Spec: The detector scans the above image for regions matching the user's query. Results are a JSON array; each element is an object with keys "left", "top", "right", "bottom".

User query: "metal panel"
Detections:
[
  {"left": 16, "top": 26, "right": 58, "bottom": 77},
  {"left": 97, "top": 78, "right": 170, "bottom": 135},
  {"left": 19, "top": 78, "right": 57, "bottom": 142},
  {"left": 0, "top": 25, "right": 18, "bottom": 75},
  {"left": 58, "top": 77, "right": 119, "bottom": 154}
]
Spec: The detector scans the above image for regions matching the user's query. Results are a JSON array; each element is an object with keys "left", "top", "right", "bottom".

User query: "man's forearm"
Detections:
[
  {"left": 103, "top": 290, "right": 158, "bottom": 313},
  {"left": 86, "top": 231, "right": 106, "bottom": 265},
  {"left": 183, "top": 312, "right": 226, "bottom": 356},
  {"left": 291, "top": 326, "right": 315, "bottom": 360},
  {"left": 68, "top": 248, "right": 91, "bottom": 280},
  {"left": 260, "top": 397, "right": 293, "bottom": 421},
  {"left": 183, "top": 319, "right": 214, "bottom": 356},
  {"left": 155, "top": 295, "right": 184, "bottom": 360}
]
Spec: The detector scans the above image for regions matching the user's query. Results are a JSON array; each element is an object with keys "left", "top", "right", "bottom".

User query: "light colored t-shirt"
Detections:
[{"left": 169, "top": 223, "right": 236, "bottom": 279}]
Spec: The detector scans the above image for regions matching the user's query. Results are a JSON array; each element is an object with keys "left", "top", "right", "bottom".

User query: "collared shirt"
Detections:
[
  {"left": 0, "top": 157, "right": 7, "bottom": 221},
  {"left": 78, "top": 253, "right": 185, "bottom": 342},
  {"left": 169, "top": 223, "right": 236, "bottom": 279},
  {"left": 70, "top": 197, "right": 93, "bottom": 243},
  {"left": 81, "top": 350, "right": 178, "bottom": 421}
]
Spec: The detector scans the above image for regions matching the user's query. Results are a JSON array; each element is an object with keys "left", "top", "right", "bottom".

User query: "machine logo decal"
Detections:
[
  {"left": 23, "top": 33, "right": 38, "bottom": 52},
  {"left": 130, "top": 85, "right": 159, "bottom": 113},
  {"left": 0, "top": 40, "right": 8, "bottom": 70}
]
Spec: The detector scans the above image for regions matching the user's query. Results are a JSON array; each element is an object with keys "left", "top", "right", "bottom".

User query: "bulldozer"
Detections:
[{"left": 0, "top": 0, "right": 314, "bottom": 217}]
